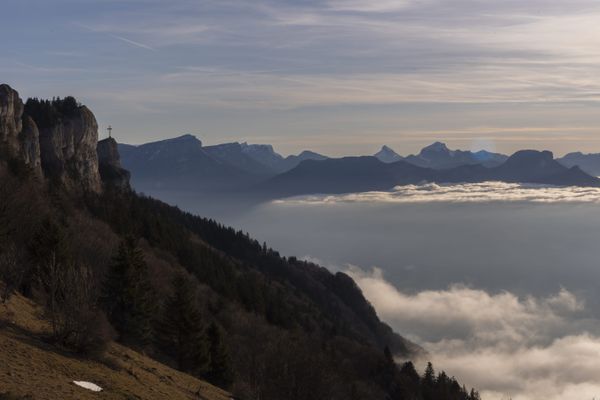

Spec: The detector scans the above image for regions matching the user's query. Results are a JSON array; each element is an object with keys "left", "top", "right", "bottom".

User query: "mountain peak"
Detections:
[
  {"left": 240, "top": 143, "right": 284, "bottom": 170},
  {"left": 562, "top": 151, "right": 584, "bottom": 158},
  {"left": 241, "top": 142, "right": 276, "bottom": 153},
  {"left": 508, "top": 149, "right": 554, "bottom": 163},
  {"left": 421, "top": 142, "right": 449, "bottom": 153},
  {"left": 374, "top": 145, "right": 402, "bottom": 163},
  {"left": 145, "top": 134, "right": 202, "bottom": 148},
  {"left": 174, "top": 133, "right": 201, "bottom": 142}
]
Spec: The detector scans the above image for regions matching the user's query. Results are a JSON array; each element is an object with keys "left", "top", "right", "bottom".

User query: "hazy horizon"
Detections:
[{"left": 117, "top": 132, "right": 595, "bottom": 159}]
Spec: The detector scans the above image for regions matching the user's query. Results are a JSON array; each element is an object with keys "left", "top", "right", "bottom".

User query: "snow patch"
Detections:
[{"left": 73, "top": 381, "right": 103, "bottom": 392}]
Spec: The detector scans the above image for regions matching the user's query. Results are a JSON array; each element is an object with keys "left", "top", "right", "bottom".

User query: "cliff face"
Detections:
[
  {"left": 19, "top": 116, "right": 42, "bottom": 174},
  {"left": 0, "top": 84, "right": 23, "bottom": 155},
  {"left": 37, "top": 105, "right": 102, "bottom": 192},
  {"left": 0, "top": 85, "right": 42, "bottom": 177},
  {"left": 97, "top": 137, "right": 130, "bottom": 189},
  {"left": 0, "top": 83, "right": 128, "bottom": 192}
]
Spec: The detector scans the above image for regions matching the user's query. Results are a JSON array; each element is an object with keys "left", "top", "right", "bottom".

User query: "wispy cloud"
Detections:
[
  {"left": 109, "top": 34, "right": 155, "bottom": 51},
  {"left": 58, "top": 2, "right": 600, "bottom": 108},
  {"left": 326, "top": 0, "right": 418, "bottom": 13}
]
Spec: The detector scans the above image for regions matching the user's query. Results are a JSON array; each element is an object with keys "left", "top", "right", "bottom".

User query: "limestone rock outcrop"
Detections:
[
  {"left": 0, "top": 84, "right": 23, "bottom": 155},
  {"left": 19, "top": 116, "right": 42, "bottom": 174},
  {"left": 97, "top": 137, "right": 130, "bottom": 190},
  {"left": 0, "top": 83, "right": 129, "bottom": 192},
  {"left": 36, "top": 105, "right": 102, "bottom": 192},
  {"left": 0, "top": 84, "right": 42, "bottom": 177}
]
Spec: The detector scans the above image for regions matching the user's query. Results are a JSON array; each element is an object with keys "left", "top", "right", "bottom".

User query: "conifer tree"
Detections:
[
  {"left": 379, "top": 345, "right": 406, "bottom": 399},
  {"left": 156, "top": 273, "right": 209, "bottom": 375},
  {"left": 398, "top": 360, "right": 421, "bottom": 400},
  {"left": 400, "top": 361, "right": 420, "bottom": 384},
  {"left": 205, "top": 322, "right": 233, "bottom": 388},
  {"left": 422, "top": 361, "right": 437, "bottom": 400},
  {"left": 101, "top": 237, "right": 156, "bottom": 346},
  {"left": 423, "top": 362, "right": 435, "bottom": 385},
  {"left": 381, "top": 346, "right": 398, "bottom": 390},
  {"left": 470, "top": 388, "right": 481, "bottom": 400}
]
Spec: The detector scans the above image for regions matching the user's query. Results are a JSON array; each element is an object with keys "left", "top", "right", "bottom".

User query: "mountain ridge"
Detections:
[
  {"left": 118, "top": 135, "right": 329, "bottom": 194},
  {"left": 404, "top": 142, "right": 508, "bottom": 169},
  {"left": 117, "top": 135, "right": 600, "bottom": 200},
  {"left": 259, "top": 150, "right": 600, "bottom": 198},
  {"left": 558, "top": 151, "right": 600, "bottom": 176}
]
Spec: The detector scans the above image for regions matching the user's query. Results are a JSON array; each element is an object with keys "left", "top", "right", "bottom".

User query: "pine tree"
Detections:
[
  {"left": 381, "top": 346, "right": 398, "bottom": 389},
  {"left": 205, "top": 322, "right": 233, "bottom": 388},
  {"left": 400, "top": 361, "right": 420, "bottom": 384},
  {"left": 470, "top": 388, "right": 481, "bottom": 400},
  {"left": 398, "top": 361, "right": 421, "bottom": 400},
  {"left": 422, "top": 362, "right": 437, "bottom": 400},
  {"left": 101, "top": 237, "right": 156, "bottom": 346},
  {"left": 423, "top": 362, "right": 435, "bottom": 385},
  {"left": 379, "top": 345, "right": 405, "bottom": 399},
  {"left": 156, "top": 273, "right": 209, "bottom": 375}
]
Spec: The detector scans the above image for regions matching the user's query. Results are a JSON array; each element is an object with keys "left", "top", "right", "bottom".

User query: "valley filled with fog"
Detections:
[{"left": 180, "top": 183, "right": 600, "bottom": 400}]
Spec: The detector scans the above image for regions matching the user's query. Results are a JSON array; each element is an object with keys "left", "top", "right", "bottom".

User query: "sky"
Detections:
[{"left": 3, "top": 0, "right": 600, "bottom": 156}]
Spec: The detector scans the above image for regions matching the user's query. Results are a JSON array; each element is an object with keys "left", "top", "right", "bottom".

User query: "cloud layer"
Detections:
[
  {"left": 276, "top": 182, "right": 600, "bottom": 205},
  {"left": 345, "top": 265, "right": 600, "bottom": 400}
]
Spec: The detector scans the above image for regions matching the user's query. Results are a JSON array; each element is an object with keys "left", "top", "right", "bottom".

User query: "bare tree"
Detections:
[
  {"left": 37, "top": 254, "right": 113, "bottom": 354},
  {"left": 0, "top": 243, "right": 26, "bottom": 303},
  {"left": 38, "top": 251, "right": 63, "bottom": 337}
]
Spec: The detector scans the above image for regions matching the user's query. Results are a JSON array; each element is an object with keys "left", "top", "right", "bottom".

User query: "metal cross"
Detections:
[{"left": 107, "top": 125, "right": 112, "bottom": 138}]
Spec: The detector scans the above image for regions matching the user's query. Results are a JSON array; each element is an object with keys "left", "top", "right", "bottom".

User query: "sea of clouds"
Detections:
[
  {"left": 259, "top": 183, "right": 600, "bottom": 399},
  {"left": 275, "top": 182, "right": 600, "bottom": 205},
  {"left": 343, "top": 265, "right": 600, "bottom": 400}
]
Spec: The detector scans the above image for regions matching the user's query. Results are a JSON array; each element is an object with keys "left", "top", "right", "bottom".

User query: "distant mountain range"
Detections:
[
  {"left": 119, "top": 135, "right": 252, "bottom": 192},
  {"left": 119, "top": 135, "right": 327, "bottom": 192},
  {"left": 260, "top": 150, "right": 600, "bottom": 197},
  {"left": 558, "top": 152, "right": 600, "bottom": 176},
  {"left": 204, "top": 141, "right": 328, "bottom": 175},
  {"left": 119, "top": 135, "right": 600, "bottom": 199},
  {"left": 374, "top": 142, "right": 508, "bottom": 169}
]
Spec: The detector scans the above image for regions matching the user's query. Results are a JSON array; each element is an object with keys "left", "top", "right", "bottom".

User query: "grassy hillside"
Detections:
[{"left": 0, "top": 291, "right": 231, "bottom": 400}]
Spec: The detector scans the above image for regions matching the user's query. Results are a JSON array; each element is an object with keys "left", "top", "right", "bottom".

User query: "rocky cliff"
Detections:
[
  {"left": 0, "top": 84, "right": 42, "bottom": 177},
  {"left": 33, "top": 103, "right": 102, "bottom": 192},
  {"left": 97, "top": 137, "right": 130, "bottom": 189},
  {"left": 0, "top": 84, "right": 23, "bottom": 155},
  {"left": 19, "top": 115, "right": 42, "bottom": 174},
  {"left": 0, "top": 83, "right": 128, "bottom": 192}
]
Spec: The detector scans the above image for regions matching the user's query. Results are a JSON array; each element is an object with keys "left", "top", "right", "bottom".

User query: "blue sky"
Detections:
[{"left": 3, "top": 0, "right": 600, "bottom": 156}]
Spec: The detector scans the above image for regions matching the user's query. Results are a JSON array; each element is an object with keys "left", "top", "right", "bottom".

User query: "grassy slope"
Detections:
[{"left": 0, "top": 293, "right": 231, "bottom": 400}]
